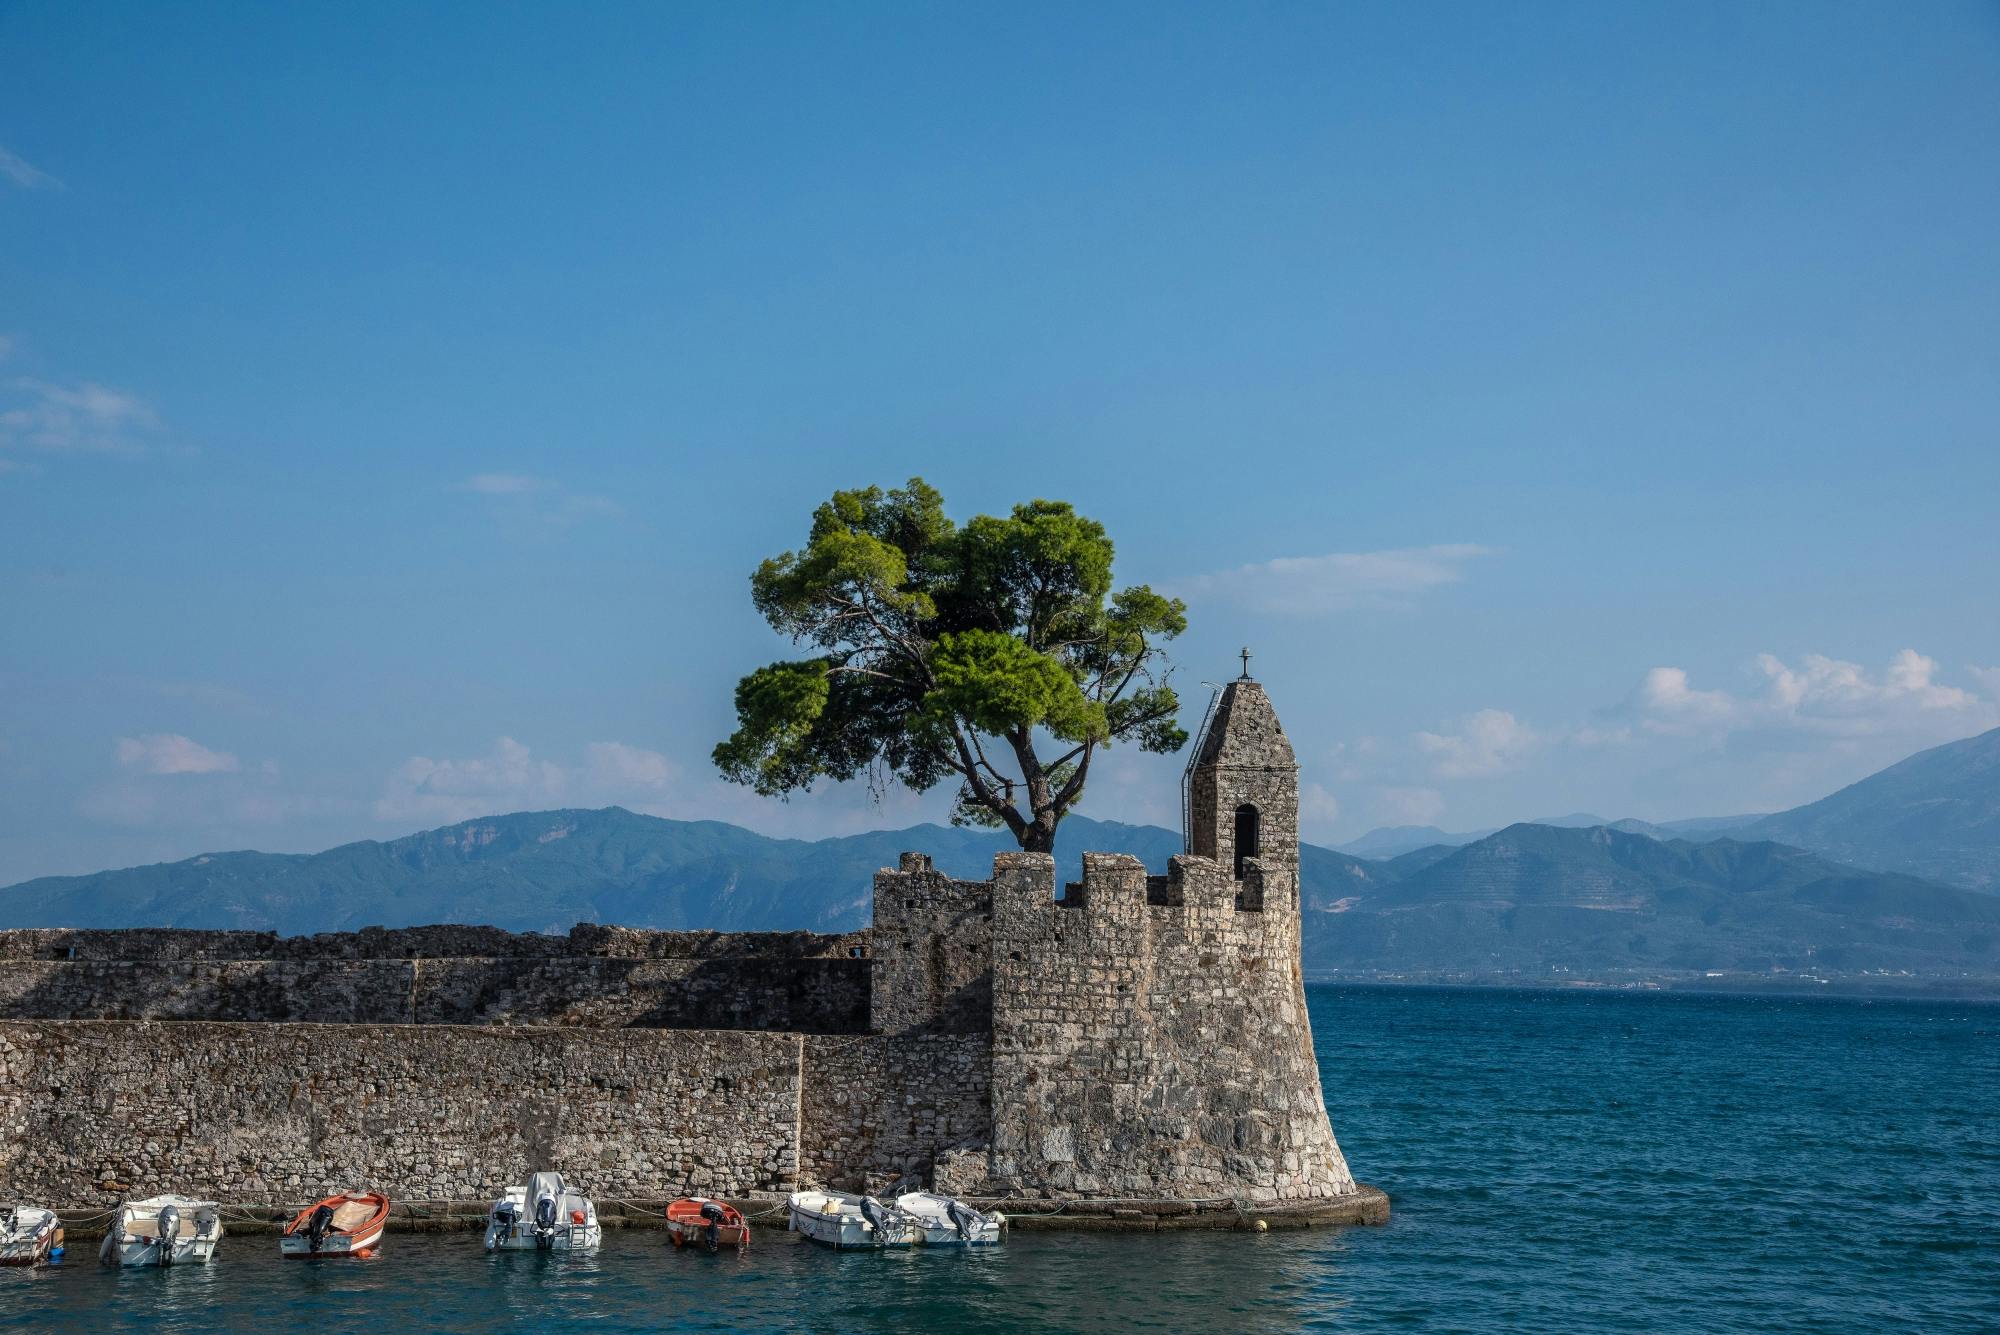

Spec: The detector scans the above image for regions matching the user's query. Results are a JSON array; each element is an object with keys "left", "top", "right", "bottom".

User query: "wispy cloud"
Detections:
[
  {"left": 1415, "top": 709, "right": 1540, "bottom": 779},
  {"left": 0, "top": 145, "right": 60, "bottom": 191},
  {"left": 464, "top": 472, "right": 547, "bottom": 495},
  {"left": 1178, "top": 544, "right": 1496, "bottom": 615},
  {"left": 371, "top": 735, "right": 935, "bottom": 838},
  {"left": 114, "top": 733, "right": 240, "bottom": 776},
  {"left": 458, "top": 471, "right": 620, "bottom": 532},
  {"left": 1, "top": 377, "right": 160, "bottom": 468}
]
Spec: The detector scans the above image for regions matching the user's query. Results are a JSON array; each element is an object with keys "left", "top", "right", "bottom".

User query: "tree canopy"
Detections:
[{"left": 713, "top": 478, "right": 1188, "bottom": 852}]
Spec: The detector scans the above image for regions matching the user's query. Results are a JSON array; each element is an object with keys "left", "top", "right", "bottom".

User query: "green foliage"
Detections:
[{"left": 714, "top": 477, "right": 1189, "bottom": 849}]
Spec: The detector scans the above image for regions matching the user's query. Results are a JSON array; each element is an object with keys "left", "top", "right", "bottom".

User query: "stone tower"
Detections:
[
  {"left": 981, "top": 664, "right": 1359, "bottom": 1205},
  {"left": 1186, "top": 669, "right": 1300, "bottom": 909}
]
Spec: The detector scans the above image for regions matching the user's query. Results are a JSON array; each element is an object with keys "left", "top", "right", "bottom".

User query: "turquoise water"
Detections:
[{"left": 4, "top": 986, "right": 1996, "bottom": 1332}]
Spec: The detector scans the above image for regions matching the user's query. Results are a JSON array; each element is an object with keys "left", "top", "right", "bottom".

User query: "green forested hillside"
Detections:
[{"left": 1305, "top": 823, "right": 2000, "bottom": 978}]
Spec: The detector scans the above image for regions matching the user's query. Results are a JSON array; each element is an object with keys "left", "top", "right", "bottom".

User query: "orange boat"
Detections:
[
  {"left": 280, "top": 1191, "right": 390, "bottom": 1259},
  {"left": 666, "top": 1197, "right": 749, "bottom": 1252}
]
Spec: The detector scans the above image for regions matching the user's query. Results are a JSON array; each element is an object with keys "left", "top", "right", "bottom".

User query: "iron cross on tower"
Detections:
[{"left": 1239, "top": 646, "right": 1253, "bottom": 679}]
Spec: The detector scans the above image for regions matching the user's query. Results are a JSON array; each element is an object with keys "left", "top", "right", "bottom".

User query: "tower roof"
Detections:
[{"left": 1193, "top": 678, "right": 1296, "bottom": 771}]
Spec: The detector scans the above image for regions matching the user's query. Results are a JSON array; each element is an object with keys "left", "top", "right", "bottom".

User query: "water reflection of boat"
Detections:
[
  {"left": 280, "top": 1190, "right": 390, "bottom": 1259},
  {"left": 99, "top": 1195, "right": 223, "bottom": 1267},
  {"left": 666, "top": 1197, "right": 750, "bottom": 1252},
  {"left": 0, "top": 1204, "right": 63, "bottom": 1266},
  {"left": 787, "top": 1190, "right": 915, "bottom": 1249},
  {"left": 484, "top": 1172, "right": 602, "bottom": 1252},
  {"left": 896, "top": 1192, "right": 1004, "bottom": 1246}
]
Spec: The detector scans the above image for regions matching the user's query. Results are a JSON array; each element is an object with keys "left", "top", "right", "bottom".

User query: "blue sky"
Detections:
[{"left": 3, "top": 1, "right": 1997, "bottom": 882}]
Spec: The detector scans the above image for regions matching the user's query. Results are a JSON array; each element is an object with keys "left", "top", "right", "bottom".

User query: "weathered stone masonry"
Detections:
[{"left": 0, "top": 677, "right": 1370, "bottom": 1217}]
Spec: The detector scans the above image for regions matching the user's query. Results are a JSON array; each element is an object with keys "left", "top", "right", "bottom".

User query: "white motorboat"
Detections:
[
  {"left": 98, "top": 1195, "right": 222, "bottom": 1267},
  {"left": 484, "top": 1172, "right": 602, "bottom": 1252},
  {"left": 895, "top": 1191, "right": 1004, "bottom": 1246},
  {"left": 787, "top": 1190, "right": 915, "bottom": 1249},
  {"left": 0, "top": 1205, "right": 64, "bottom": 1266}
]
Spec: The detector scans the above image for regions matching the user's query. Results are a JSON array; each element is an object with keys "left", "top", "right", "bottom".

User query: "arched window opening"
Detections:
[{"left": 1233, "top": 803, "right": 1261, "bottom": 880}]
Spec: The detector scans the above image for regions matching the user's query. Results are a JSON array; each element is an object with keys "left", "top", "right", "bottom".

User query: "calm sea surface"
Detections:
[{"left": 4, "top": 985, "right": 1996, "bottom": 1332}]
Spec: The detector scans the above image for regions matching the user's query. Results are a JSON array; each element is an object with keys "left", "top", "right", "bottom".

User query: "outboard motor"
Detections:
[
  {"left": 699, "top": 1200, "right": 726, "bottom": 1253},
  {"left": 156, "top": 1205, "right": 181, "bottom": 1265},
  {"left": 306, "top": 1203, "right": 336, "bottom": 1253},
  {"left": 946, "top": 1199, "right": 982, "bottom": 1241},
  {"left": 534, "top": 1192, "right": 558, "bottom": 1249},
  {"left": 858, "top": 1196, "right": 888, "bottom": 1236},
  {"left": 487, "top": 1201, "right": 517, "bottom": 1251}
]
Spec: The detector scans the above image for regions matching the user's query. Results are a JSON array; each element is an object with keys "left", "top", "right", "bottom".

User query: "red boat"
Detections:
[
  {"left": 666, "top": 1197, "right": 749, "bottom": 1252},
  {"left": 280, "top": 1191, "right": 390, "bottom": 1259}
]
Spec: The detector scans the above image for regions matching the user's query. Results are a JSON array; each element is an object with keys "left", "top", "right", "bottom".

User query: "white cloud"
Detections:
[
  {"left": 0, "top": 145, "right": 59, "bottom": 190},
  {"left": 1, "top": 377, "right": 159, "bottom": 464},
  {"left": 1623, "top": 666, "right": 1738, "bottom": 735},
  {"left": 1179, "top": 544, "right": 1496, "bottom": 615},
  {"left": 374, "top": 736, "right": 569, "bottom": 824},
  {"left": 1415, "top": 709, "right": 1539, "bottom": 779},
  {"left": 115, "top": 733, "right": 239, "bottom": 775},
  {"left": 1300, "top": 781, "right": 1341, "bottom": 836},
  {"left": 1618, "top": 649, "right": 1992, "bottom": 742},
  {"left": 1376, "top": 786, "right": 1446, "bottom": 826},
  {"left": 584, "top": 740, "right": 676, "bottom": 788}
]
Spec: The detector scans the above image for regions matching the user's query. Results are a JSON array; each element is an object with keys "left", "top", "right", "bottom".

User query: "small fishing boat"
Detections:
[
  {"left": 0, "top": 1205, "right": 63, "bottom": 1266},
  {"left": 484, "top": 1172, "right": 602, "bottom": 1252},
  {"left": 98, "top": 1195, "right": 223, "bottom": 1267},
  {"left": 666, "top": 1196, "right": 750, "bottom": 1252},
  {"left": 787, "top": 1190, "right": 914, "bottom": 1249},
  {"left": 280, "top": 1190, "right": 390, "bottom": 1259},
  {"left": 896, "top": 1191, "right": 1004, "bottom": 1247}
]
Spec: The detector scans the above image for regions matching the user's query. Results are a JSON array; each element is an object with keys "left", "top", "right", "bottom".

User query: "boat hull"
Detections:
[
  {"left": 98, "top": 1233, "right": 220, "bottom": 1267},
  {"left": 908, "top": 1219, "right": 1003, "bottom": 1247},
  {"left": 279, "top": 1223, "right": 384, "bottom": 1259},
  {"left": 485, "top": 1222, "right": 603, "bottom": 1252}
]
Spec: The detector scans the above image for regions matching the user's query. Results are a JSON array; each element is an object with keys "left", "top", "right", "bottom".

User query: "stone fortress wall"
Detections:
[
  {"left": 0, "top": 926, "right": 872, "bottom": 1033},
  {"left": 0, "top": 678, "right": 1378, "bottom": 1224}
]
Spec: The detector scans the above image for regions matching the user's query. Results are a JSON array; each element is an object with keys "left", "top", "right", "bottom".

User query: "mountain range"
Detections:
[
  {"left": 6, "top": 725, "right": 1998, "bottom": 988},
  {"left": 1305, "top": 823, "right": 2000, "bottom": 979},
  {"left": 1336, "top": 725, "right": 2000, "bottom": 894}
]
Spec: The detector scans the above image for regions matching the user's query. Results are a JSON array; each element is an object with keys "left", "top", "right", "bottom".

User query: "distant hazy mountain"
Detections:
[
  {"left": 1735, "top": 727, "right": 2000, "bottom": 892},
  {"left": 1340, "top": 811, "right": 1764, "bottom": 860},
  {"left": 1305, "top": 823, "right": 2000, "bottom": 979},
  {"left": 1336, "top": 825, "right": 1494, "bottom": 859},
  {"left": 0, "top": 808, "right": 1379, "bottom": 937}
]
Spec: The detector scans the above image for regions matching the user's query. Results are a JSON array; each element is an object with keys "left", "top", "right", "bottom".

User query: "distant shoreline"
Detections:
[{"left": 1305, "top": 974, "right": 2000, "bottom": 1003}]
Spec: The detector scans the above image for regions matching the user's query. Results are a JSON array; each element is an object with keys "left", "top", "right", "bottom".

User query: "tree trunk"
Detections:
[{"left": 1018, "top": 816, "right": 1058, "bottom": 854}]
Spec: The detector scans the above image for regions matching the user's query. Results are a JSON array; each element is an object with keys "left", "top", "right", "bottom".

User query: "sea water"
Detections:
[{"left": 3, "top": 986, "right": 1994, "bottom": 1333}]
